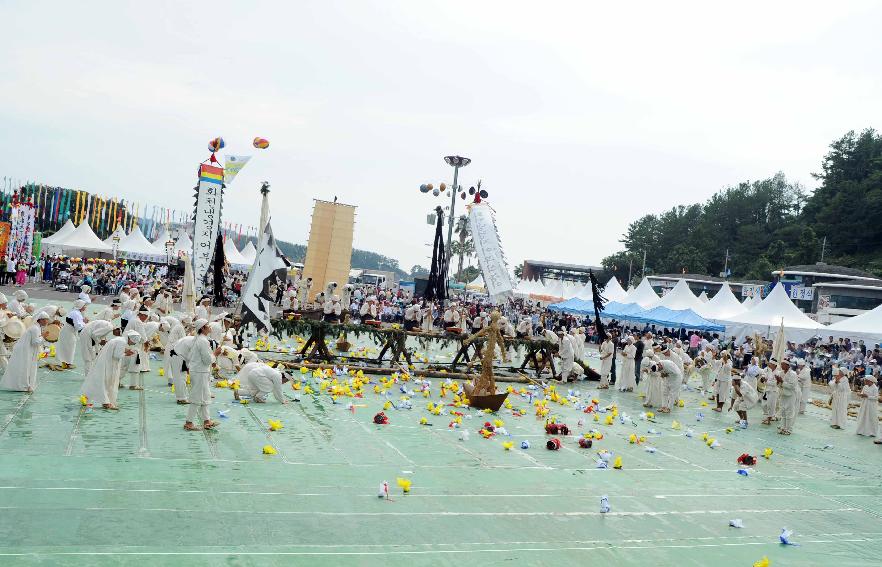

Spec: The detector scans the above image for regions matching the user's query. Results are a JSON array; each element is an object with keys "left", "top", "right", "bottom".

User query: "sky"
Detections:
[{"left": 1, "top": 1, "right": 881, "bottom": 273}]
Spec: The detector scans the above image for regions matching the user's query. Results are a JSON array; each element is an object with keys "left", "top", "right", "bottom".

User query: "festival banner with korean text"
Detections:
[
  {"left": 467, "top": 202, "right": 513, "bottom": 301},
  {"left": 192, "top": 164, "right": 224, "bottom": 295},
  {"left": 0, "top": 222, "right": 10, "bottom": 261}
]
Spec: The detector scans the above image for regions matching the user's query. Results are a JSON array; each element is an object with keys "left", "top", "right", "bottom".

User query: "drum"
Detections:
[
  {"left": 43, "top": 322, "right": 62, "bottom": 343},
  {"left": 22, "top": 316, "right": 34, "bottom": 330}
]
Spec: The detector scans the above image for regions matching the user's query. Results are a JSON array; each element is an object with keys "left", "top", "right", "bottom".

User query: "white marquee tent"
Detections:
[
  {"left": 825, "top": 304, "right": 882, "bottom": 344},
  {"left": 173, "top": 232, "right": 193, "bottom": 257},
  {"left": 626, "top": 277, "right": 661, "bottom": 308},
  {"left": 152, "top": 226, "right": 171, "bottom": 246},
  {"left": 603, "top": 277, "right": 628, "bottom": 302},
  {"left": 42, "top": 219, "right": 75, "bottom": 245},
  {"left": 118, "top": 226, "right": 165, "bottom": 260},
  {"left": 223, "top": 238, "right": 250, "bottom": 267},
  {"left": 721, "top": 283, "right": 826, "bottom": 342},
  {"left": 240, "top": 241, "right": 257, "bottom": 264},
  {"left": 652, "top": 279, "right": 704, "bottom": 311},
  {"left": 698, "top": 291, "right": 710, "bottom": 303},
  {"left": 103, "top": 226, "right": 127, "bottom": 246},
  {"left": 697, "top": 282, "right": 747, "bottom": 321},
  {"left": 53, "top": 222, "right": 112, "bottom": 253}
]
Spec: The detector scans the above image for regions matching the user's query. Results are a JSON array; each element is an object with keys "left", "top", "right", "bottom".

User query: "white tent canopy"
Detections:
[
  {"left": 603, "top": 277, "right": 628, "bottom": 302},
  {"left": 103, "top": 226, "right": 127, "bottom": 245},
  {"left": 575, "top": 282, "right": 594, "bottom": 300},
  {"left": 544, "top": 279, "right": 565, "bottom": 299},
  {"left": 697, "top": 282, "right": 747, "bottom": 321},
  {"left": 53, "top": 222, "right": 112, "bottom": 253},
  {"left": 223, "top": 238, "right": 250, "bottom": 267},
  {"left": 118, "top": 226, "right": 165, "bottom": 258},
  {"left": 652, "top": 279, "right": 705, "bottom": 311},
  {"left": 826, "top": 303, "right": 882, "bottom": 344},
  {"left": 42, "top": 220, "right": 75, "bottom": 245},
  {"left": 174, "top": 232, "right": 193, "bottom": 256},
  {"left": 698, "top": 291, "right": 709, "bottom": 303},
  {"left": 152, "top": 225, "right": 171, "bottom": 246},
  {"left": 722, "top": 283, "right": 826, "bottom": 342},
  {"left": 626, "top": 277, "right": 661, "bottom": 308},
  {"left": 240, "top": 241, "right": 257, "bottom": 263}
]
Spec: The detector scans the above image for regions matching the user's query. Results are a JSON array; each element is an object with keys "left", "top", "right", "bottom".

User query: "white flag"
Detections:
[
  {"left": 224, "top": 155, "right": 252, "bottom": 185},
  {"left": 240, "top": 220, "right": 288, "bottom": 333}
]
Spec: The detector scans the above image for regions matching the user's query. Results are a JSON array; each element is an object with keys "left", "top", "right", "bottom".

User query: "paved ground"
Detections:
[{"left": 0, "top": 287, "right": 880, "bottom": 565}]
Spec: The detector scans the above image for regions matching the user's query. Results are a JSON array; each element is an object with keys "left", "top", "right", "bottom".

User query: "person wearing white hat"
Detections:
[
  {"left": 729, "top": 374, "right": 759, "bottom": 427},
  {"left": 98, "top": 299, "right": 122, "bottom": 323},
  {"left": 78, "top": 319, "right": 114, "bottom": 376},
  {"left": 796, "top": 358, "right": 812, "bottom": 415},
  {"left": 598, "top": 335, "right": 614, "bottom": 389},
  {"left": 78, "top": 285, "right": 92, "bottom": 305},
  {"left": 617, "top": 336, "right": 637, "bottom": 392},
  {"left": 81, "top": 330, "right": 139, "bottom": 410},
  {"left": 0, "top": 311, "right": 50, "bottom": 392},
  {"left": 659, "top": 346, "right": 684, "bottom": 412},
  {"left": 828, "top": 367, "right": 850, "bottom": 430},
  {"left": 184, "top": 318, "right": 221, "bottom": 430},
  {"left": 9, "top": 289, "right": 32, "bottom": 318},
  {"left": 760, "top": 358, "right": 780, "bottom": 426},
  {"left": 169, "top": 332, "right": 196, "bottom": 404},
  {"left": 161, "top": 317, "right": 183, "bottom": 380},
  {"left": 856, "top": 375, "right": 879, "bottom": 438},
  {"left": 155, "top": 288, "right": 173, "bottom": 316},
  {"left": 233, "top": 362, "right": 291, "bottom": 404},
  {"left": 776, "top": 359, "right": 799, "bottom": 435},
  {"left": 57, "top": 300, "right": 88, "bottom": 369},
  {"left": 195, "top": 297, "right": 211, "bottom": 322},
  {"left": 123, "top": 308, "right": 151, "bottom": 389}
]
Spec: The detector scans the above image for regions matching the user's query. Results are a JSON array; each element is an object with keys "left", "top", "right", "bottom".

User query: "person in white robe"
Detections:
[
  {"left": 57, "top": 299, "right": 88, "bottom": 368},
  {"left": 123, "top": 308, "right": 150, "bottom": 389},
  {"left": 0, "top": 292, "right": 11, "bottom": 371},
  {"left": 698, "top": 348, "right": 715, "bottom": 394},
  {"left": 441, "top": 302, "right": 460, "bottom": 328},
  {"left": 9, "top": 289, "right": 32, "bottom": 318},
  {"left": 155, "top": 289, "right": 173, "bottom": 316},
  {"left": 598, "top": 336, "right": 614, "bottom": 389},
  {"left": 0, "top": 310, "right": 49, "bottom": 392},
  {"left": 169, "top": 333, "right": 195, "bottom": 404},
  {"left": 516, "top": 316, "right": 532, "bottom": 339},
  {"left": 642, "top": 360, "right": 666, "bottom": 408},
  {"left": 760, "top": 358, "right": 780, "bottom": 425},
  {"left": 78, "top": 319, "right": 114, "bottom": 376},
  {"left": 162, "top": 317, "right": 184, "bottom": 379},
  {"left": 659, "top": 348, "right": 683, "bottom": 412},
  {"left": 713, "top": 351, "right": 733, "bottom": 412},
  {"left": 617, "top": 337, "right": 637, "bottom": 391},
  {"left": 828, "top": 367, "right": 850, "bottom": 429},
  {"left": 77, "top": 285, "right": 92, "bottom": 305},
  {"left": 234, "top": 362, "right": 290, "bottom": 404},
  {"left": 729, "top": 375, "right": 759, "bottom": 426},
  {"left": 98, "top": 299, "right": 122, "bottom": 323},
  {"left": 796, "top": 358, "right": 812, "bottom": 415},
  {"left": 81, "top": 330, "right": 139, "bottom": 409},
  {"left": 777, "top": 359, "right": 799, "bottom": 435},
  {"left": 744, "top": 357, "right": 761, "bottom": 390},
  {"left": 184, "top": 319, "right": 220, "bottom": 430},
  {"left": 557, "top": 331, "right": 583, "bottom": 382},
  {"left": 195, "top": 297, "right": 211, "bottom": 321},
  {"left": 855, "top": 375, "right": 879, "bottom": 437}
]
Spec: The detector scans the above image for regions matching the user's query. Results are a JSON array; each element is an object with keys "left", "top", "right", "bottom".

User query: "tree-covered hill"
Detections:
[{"left": 602, "top": 129, "right": 882, "bottom": 285}]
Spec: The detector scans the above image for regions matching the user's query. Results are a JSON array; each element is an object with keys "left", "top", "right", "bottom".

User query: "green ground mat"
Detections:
[{"left": 0, "top": 300, "right": 880, "bottom": 566}]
